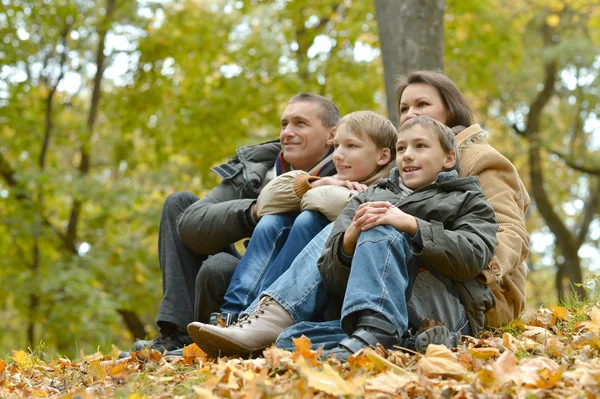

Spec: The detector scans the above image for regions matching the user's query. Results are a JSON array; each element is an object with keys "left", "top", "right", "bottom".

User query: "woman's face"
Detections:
[{"left": 398, "top": 83, "right": 449, "bottom": 126}]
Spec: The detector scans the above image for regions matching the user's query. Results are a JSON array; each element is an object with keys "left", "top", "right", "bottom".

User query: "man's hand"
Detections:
[
  {"left": 353, "top": 201, "right": 418, "bottom": 235},
  {"left": 342, "top": 221, "right": 361, "bottom": 256},
  {"left": 311, "top": 176, "right": 368, "bottom": 192},
  {"left": 251, "top": 202, "right": 260, "bottom": 223}
]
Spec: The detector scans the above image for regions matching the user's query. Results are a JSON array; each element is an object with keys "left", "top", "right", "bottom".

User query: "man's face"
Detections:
[
  {"left": 280, "top": 101, "right": 335, "bottom": 171},
  {"left": 396, "top": 125, "right": 455, "bottom": 189}
]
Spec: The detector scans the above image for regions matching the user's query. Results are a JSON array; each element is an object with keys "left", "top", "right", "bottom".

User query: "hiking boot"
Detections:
[
  {"left": 329, "top": 310, "right": 400, "bottom": 361},
  {"left": 131, "top": 323, "right": 193, "bottom": 354},
  {"left": 414, "top": 325, "right": 461, "bottom": 353},
  {"left": 187, "top": 296, "right": 293, "bottom": 358},
  {"left": 209, "top": 311, "right": 239, "bottom": 327}
]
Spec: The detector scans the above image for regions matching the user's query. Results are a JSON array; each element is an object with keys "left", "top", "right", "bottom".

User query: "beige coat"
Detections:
[
  {"left": 456, "top": 124, "right": 530, "bottom": 327},
  {"left": 256, "top": 163, "right": 393, "bottom": 222}
]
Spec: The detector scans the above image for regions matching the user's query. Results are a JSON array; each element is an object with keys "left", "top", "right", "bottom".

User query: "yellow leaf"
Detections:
[
  {"left": 549, "top": 305, "right": 567, "bottom": 320},
  {"left": 11, "top": 350, "right": 29, "bottom": 366},
  {"left": 416, "top": 344, "right": 467, "bottom": 377},
  {"left": 546, "top": 13, "right": 560, "bottom": 27},
  {"left": 362, "top": 348, "right": 408, "bottom": 375},
  {"left": 292, "top": 335, "right": 321, "bottom": 367},
  {"left": 468, "top": 347, "right": 500, "bottom": 360},
  {"left": 519, "top": 357, "right": 563, "bottom": 388},
  {"left": 295, "top": 357, "right": 357, "bottom": 396},
  {"left": 89, "top": 359, "right": 103, "bottom": 381}
]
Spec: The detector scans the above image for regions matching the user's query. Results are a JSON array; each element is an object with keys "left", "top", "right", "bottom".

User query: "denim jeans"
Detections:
[
  {"left": 272, "top": 225, "right": 470, "bottom": 351},
  {"left": 221, "top": 211, "right": 330, "bottom": 314}
]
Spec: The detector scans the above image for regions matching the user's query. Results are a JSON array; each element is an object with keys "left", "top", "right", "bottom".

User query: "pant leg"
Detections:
[
  {"left": 158, "top": 191, "right": 240, "bottom": 329},
  {"left": 194, "top": 253, "right": 240, "bottom": 323},
  {"left": 220, "top": 213, "right": 297, "bottom": 314},
  {"left": 158, "top": 192, "right": 207, "bottom": 329},
  {"left": 256, "top": 210, "right": 330, "bottom": 295},
  {"left": 245, "top": 223, "right": 334, "bottom": 323},
  {"left": 276, "top": 320, "right": 347, "bottom": 351},
  {"left": 340, "top": 225, "right": 413, "bottom": 336}
]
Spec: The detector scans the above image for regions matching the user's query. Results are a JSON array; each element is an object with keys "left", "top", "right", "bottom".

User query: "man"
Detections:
[{"left": 132, "top": 93, "right": 340, "bottom": 355}]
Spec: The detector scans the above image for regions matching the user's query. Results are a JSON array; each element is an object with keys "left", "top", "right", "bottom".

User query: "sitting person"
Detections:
[
  {"left": 188, "top": 115, "right": 499, "bottom": 358},
  {"left": 213, "top": 111, "right": 398, "bottom": 323},
  {"left": 129, "top": 93, "right": 340, "bottom": 355}
]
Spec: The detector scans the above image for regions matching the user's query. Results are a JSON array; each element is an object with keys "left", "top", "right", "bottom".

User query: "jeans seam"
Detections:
[{"left": 243, "top": 225, "right": 291, "bottom": 307}]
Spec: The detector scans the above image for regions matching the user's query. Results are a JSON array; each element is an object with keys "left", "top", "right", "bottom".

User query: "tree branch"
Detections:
[
  {"left": 550, "top": 150, "right": 600, "bottom": 175},
  {"left": 576, "top": 178, "right": 600, "bottom": 248}
]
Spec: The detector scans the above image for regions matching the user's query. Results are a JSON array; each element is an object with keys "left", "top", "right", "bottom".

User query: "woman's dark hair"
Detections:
[{"left": 395, "top": 70, "right": 474, "bottom": 128}]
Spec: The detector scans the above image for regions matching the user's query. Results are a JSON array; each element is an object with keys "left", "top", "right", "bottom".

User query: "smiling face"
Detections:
[
  {"left": 396, "top": 124, "right": 456, "bottom": 189},
  {"left": 280, "top": 101, "right": 335, "bottom": 171},
  {"left": 332, "top": 122, "right": 390, "bottom": 182},
  {"left": 398, "top": 83, "right": 449, "bottom": 127}
]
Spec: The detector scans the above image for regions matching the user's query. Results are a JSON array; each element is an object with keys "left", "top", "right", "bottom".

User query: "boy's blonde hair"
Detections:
[
  {"left": 337, "top": 111, "right": 398, "bottom": 159},
  {"left": 399, "top": 116, "right": 460, "bottom": 173}
]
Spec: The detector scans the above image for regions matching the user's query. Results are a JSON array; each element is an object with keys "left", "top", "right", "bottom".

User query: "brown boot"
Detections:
[{"left": 187, "top": 296, "right": 294, "bottom": 358}]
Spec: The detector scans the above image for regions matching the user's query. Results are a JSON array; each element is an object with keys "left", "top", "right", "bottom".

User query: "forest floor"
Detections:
[{"left": 2, "top": 305, "right": 600, "bottom": 398}]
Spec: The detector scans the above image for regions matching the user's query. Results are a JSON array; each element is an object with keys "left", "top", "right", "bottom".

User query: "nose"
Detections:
[
  {"left": 402, "top": 147, "right": 415, "bottom": 161},
  {"left": 280, "top": 125, "right": 295, "bottom": 141},
  {"left": 406, "top": 107, "right": 419, "bottom": 120},
  {"left": 333, "top": 147, "right": 344, "bottom": 162}
]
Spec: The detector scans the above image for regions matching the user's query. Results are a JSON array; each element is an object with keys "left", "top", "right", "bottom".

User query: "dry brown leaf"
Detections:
[
  {"left": 490, "top": 350, "right": 519, "bottom": 386},
  {"left": 291, "top": 335, "right": 321, "bottom": 367},
  {"left": 502, "top": 332, "right": 521, "bottom": 352},
  {"left": 520, "top": 307, "right": 538, "bottom": 324},
  {"left": 295, "top": 356, "right": 358, "bottom": 396},
  {"left": 563, "top": 359, "right": 600, "bottom": 386},
  {"left": 365, "top": 370, "right": 419, "bottom": 395},
  {"left": 523, "top": 325, "right": 553, "bottom": 343},
  {"left": 416, "top": 344, "right": 467, "bottom": 377},
  {"left": 362, "top": 347, "right": 408, "bottom": 375},
  {"left": 582, "top": 306, "right": 600, "bottom": 333},
  {"left": 519, "top": 357, "right": 562, "bottom": 388},
  {"left": 182, "top": 343, "right": 207, "bottom": 360}
]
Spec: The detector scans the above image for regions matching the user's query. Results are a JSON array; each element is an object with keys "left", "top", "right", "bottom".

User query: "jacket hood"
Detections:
[
  {"left": 384, "top": 168, "right": 479, "bottom": 193},
  {"left": 455, "top": 124, "right": 489, "bottom": 152}
]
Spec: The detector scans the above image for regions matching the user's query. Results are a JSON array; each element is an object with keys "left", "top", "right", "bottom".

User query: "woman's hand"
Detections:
[
  {"left": 353, "top": 201, "right": 418, "bottom": 235},
  {"left": 312, "top": 177, "right": 368, "bottom": 192}
]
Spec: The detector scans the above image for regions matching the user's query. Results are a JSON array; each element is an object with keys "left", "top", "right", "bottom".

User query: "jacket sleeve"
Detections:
[
  {"left": 317, "top": 193, "right": 366, "bottom": 298},
  {"left": 177, "top": 177, "right": 257, "bottom": 255},
  {"left": 300, "top": 186, "right": 358, "bottom": 222},
  {"left": 413, "top": 192, "right": 498, "bottom": 282},
  {"left": 460, "top": 143, "right": 530, "bottom": 282},
  {"left": 255, "top": 170, "right": 306, "bottom": 218}
]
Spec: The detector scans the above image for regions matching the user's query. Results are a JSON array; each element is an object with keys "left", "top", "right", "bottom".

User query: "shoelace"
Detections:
[{"left": 235, "top": 298, "right": 271, "bottom": 328}]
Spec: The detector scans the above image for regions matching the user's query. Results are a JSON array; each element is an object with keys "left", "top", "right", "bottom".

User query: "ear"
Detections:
[
  {"left": 377, "top": 147, "right": 392, "bottom": 166},
  {"left": 443, "top": 151, "right": 457, "bottom": 170},
  {"left": 326, "top": 127, "right": 336, "bottom": 146}
]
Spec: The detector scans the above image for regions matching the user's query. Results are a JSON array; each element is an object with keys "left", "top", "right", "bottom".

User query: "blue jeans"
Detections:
[
  {"left": 272, "top": 225, "right": 470, "bottom": 350},
  {"left": 221, "top": 211, "right": 329, "bottom": 314}
]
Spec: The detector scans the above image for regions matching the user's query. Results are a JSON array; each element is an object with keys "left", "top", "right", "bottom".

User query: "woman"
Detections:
[{"left": 188, "top": 70, "right": 530, "bottom": 358}]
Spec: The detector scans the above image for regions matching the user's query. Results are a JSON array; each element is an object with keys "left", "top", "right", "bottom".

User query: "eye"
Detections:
[
  {"left": 297, "top": 121, "right": 306, "bottom": 126},
  {"left": 396, "top": 146, "right": 406, "bottom": 152},
  {"left": 399, "top": 106, "right": 408, "bottom": 114},
  {"left": 348, "top": 143, "right": 358, "bottom": 148},
  {"left": 281, "top": 121, "right": 288, "bottom": 128},
  {"left": 417, "top": 143, "right": 427, "bottom": 148},
  {"left": 417, "top": 101, "right": 429, "bottom": 108},
  {"left": 333, "top": 143, "right": 340, "bottom": 149}
]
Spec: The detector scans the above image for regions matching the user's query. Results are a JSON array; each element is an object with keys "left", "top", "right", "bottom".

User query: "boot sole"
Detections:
[{"left": 188, "top": 325, "right": 267, "bottom": 359}]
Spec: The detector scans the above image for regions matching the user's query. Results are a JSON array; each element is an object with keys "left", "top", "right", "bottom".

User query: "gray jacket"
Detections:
[
  {"left": 318, "top": 169, "right": 498, "bottom": 333},
  {"left": 177, "top": 140, "right": 336, "bottom": 254}
]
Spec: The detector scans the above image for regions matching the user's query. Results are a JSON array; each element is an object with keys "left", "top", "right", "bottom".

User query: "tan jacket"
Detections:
[
  {"left": 456, "top": 125, "right": 530, "bottom": 326},
  {"left": 256, "top": 163, "right": 394, "bottom": 221}
]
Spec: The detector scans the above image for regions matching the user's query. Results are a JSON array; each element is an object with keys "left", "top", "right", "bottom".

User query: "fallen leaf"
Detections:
[
  {"left": 468, "top": 347, "right": 500, "bottom": 360},
  {"left": 89, "top": 359, "right": 103, "bottom": 381},
  {"left": 416, "top": 344, "right": 467, "bottom": 377},
  {"left": 519, "top": 357, "right": 562, "bottom": 388},
  {"left": 523, "top": 325, "right": 553, "bottom": 343},
  {"left": 183, "top": 344, "right": 207, "bottom": 360},
  {"left": 549, "top": 305, "right": 568, "bottom": 320},
  {"left": 295, "top": 356, "right": 357, "bottom": 396},
  {"left": 582, "top": 306, "right": 600, "bottom": 333},
  {"left": 291, "top": 336, "right": 321, "bottom": 367},
  {"left": 362, "top": 347, "right": 408, "bottom": 375}
]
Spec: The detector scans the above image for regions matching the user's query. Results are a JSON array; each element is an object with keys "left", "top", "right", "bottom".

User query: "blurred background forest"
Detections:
[{"left": 1, "top": 0, "right": 599, "bottom": 358}]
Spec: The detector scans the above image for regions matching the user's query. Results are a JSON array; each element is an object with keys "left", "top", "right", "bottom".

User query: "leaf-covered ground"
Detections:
[{"left": 2, "top": 305, "right": 600, "bottom": 398}]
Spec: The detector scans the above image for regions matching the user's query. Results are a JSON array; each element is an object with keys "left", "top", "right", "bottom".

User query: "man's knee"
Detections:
[
  {"left": 196, "top": 253, "right": 240, "bottom": 289},
  {"left": 163, "top": 191, "right": 198, "bottom": 218}
]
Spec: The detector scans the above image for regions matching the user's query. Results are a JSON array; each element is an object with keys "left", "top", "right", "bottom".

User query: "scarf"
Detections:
[{"left": 275, "top": 146, "right": 335, "bottom": 177}]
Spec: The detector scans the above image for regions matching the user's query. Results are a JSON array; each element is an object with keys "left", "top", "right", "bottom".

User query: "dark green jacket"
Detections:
[
  {"left": 177, "top": 140, "right": 336, "bottom": 255},
  {"left": 317, "top": 169, "right": 498, "bottom": 333}
]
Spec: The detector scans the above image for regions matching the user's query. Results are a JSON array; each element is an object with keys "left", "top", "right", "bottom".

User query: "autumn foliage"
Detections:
[{"left": 2, "top": 305, "right": 600, "bottom": 398}]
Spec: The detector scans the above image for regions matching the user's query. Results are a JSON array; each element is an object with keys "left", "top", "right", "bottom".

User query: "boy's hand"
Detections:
[
  {"left": 312, "top": 177, "right": 368, "bottom": 192},
  {"left": 353, "top": 201, "right": 418, "bottom": 235},
  {"left": 342, "top": 222, "right": 361, "bottom": 256}
]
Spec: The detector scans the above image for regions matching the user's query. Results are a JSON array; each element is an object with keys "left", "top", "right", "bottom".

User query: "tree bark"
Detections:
[{"left": 375, "top": 0, "right": 445, "bottom": 126}]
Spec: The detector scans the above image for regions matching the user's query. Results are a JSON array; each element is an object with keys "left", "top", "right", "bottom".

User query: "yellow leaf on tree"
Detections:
[
  {"left": 416, "top": 344, "right": 467, "bottom": 377},
  {"left": 546, "top": 13, "right": 560, "bottom": 27}
]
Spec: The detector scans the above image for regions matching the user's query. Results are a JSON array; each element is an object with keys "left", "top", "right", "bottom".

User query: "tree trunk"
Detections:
[{"left": 375, "top": 0, "right": 445, "bottom": 126}]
